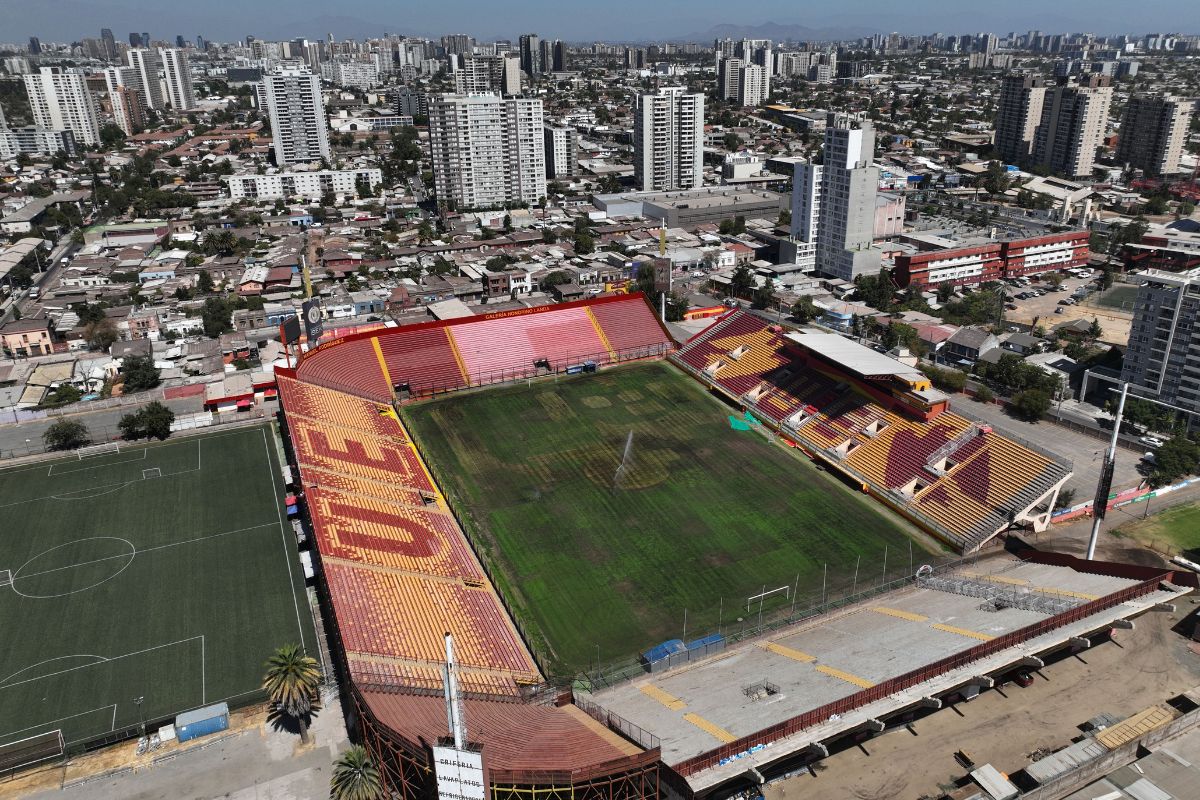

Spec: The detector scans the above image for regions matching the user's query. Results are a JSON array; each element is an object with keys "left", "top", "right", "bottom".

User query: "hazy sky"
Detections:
[{"left": 2, "top": 0, "right": 1195, "bottom": 43}]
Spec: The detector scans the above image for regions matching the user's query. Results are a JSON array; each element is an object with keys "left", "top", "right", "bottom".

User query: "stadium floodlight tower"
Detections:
[
  {"left": 1086, "top": 382, "right": 1128, "bottom": 560},
  {"left": 432, "top": 634, "right": 484, "bottom": 800}
]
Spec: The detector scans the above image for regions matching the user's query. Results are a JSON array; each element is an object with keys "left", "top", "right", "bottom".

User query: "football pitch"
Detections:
[
  {"left": 404, "top": 361, "right": 922, "bottom": 675},
  {"left": 0, "top": 424, "right": 314, "bottom": 751}
]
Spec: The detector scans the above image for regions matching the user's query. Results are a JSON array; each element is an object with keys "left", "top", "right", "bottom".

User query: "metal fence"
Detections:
[
  {"left": 0, "top": 406, "right": 273, "bottom": 461},
  {"left": 670, "top": 576, "right": 1163, "bottom": 776},
  {"left": 580, "top": 548, "right": 995, "bottom": 694}
]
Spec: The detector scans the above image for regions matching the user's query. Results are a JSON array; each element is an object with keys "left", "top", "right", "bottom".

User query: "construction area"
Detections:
[{"left": 582, "top": 545, "right": 1198, "bottom": 797}]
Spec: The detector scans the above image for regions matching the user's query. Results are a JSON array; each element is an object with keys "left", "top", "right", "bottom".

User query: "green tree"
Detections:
[
  {"left": 330, "top": 746, "right": 382, "bottom": 800},
  {"left": 1149, "top": 435, "right": 1200, "bottom": 488},
  {"left": 981, "top": 160, "right": 1011, "bottom": 196},
  {"left": 197, "top": 269, "right": 216, "bottom": 293},
  {"left": 42, "top": 384, "right": 82, "bottom": 407},
  {"left": 538, "top": 270, "right": 573, "bottom": 291},
  {"left": 729, "top": 264, "right": 754, "bottom": 298},
  {"left": 119, "top": 400, "right": 175, "bottom": 440},
  {"left": 1010, "top": 388, "right": 1051, "bottom": 421},
  {"left": 85, "top": 318, "right": 120, "bottom": 352},
  {"left": 201, "top": 229, "right": 237, "bottom": 256},
  {"left": 573, "top": 230, "right": 594, "bottom": 254},
  {"left": 262, "top": 644, "right": 322, "bottom": 744},
  {"left": 791, "top": 295, "right": 818, "bottom": 323},
  {"left": 854, "top": 269, "right": 896, "bottom": 311},
  {"left": 750, "top": 283, "right": 775, "bottom": 310},
  {"left": 974, "top": 385, "right": 995, "bottom": 403},
  {"left": 1087, "top": 317, "right": 1103, "bottom": 341},
  {"left": 121, "top": 354, "right": 161, "bottom": 393},
  {"left": 42, "top": 419, "right": 90, "bottom": 451},
  {"left": 201, "top": 297, "right": 233, "bottom": 338}
]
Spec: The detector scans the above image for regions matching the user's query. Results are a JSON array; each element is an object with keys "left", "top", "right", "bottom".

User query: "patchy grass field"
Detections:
[
  {"left": 1114, "top": 500, "right": 1200, "bottom": 559},
  {"left": 404, "top": 361, "right": 922, "bottom": 674},
  {"left": 0, "top": 425, "right": 314, "bottom": 751}
]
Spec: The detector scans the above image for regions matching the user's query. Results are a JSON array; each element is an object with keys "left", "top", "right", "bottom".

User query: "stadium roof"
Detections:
[{"left": 783, "top": 332, "right": 928, "bottom": 382}]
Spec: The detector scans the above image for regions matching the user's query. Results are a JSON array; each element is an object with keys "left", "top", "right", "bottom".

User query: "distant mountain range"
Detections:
[{"left": 677, "top": 21, "right": 874, "bottom": 44}]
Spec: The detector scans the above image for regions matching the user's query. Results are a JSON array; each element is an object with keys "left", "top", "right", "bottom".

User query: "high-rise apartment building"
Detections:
[
  {"left": 1032, "top": 76, "right": 1112, "bottom": 179},
  {"left": 127, "top": 48, "right": 164, "bottom": 110},
  {"left": 1116, "top": 94, "right": 1192, "bottom": 177},
  {"left": 428, "top": 94, "right": 546, "bottom": 208},
  {"left": 28, "top": 37, "right": 41, "bottom": 55},
  {"left": 812, "top": 114, "right": 881, "bottom": 281},
  {"left": 100, "top": 28, "right": 117, "bottom": 61},
  {"left": 454, "top": 55, "right": 520, "bottom": 96},
  {"left": 23, "top": 67, "right": 101, "bottom": 147},
  {"left": 632, "top": 86, "right": 704, "bottom": 192},
  {"left": 103, "top": 66, "right": 147, "bottom": 134},
  {"left": 161, "top": 48, "right": 196, "bottom": 110},
  {"left": 544, "top": 124, "right": 578, "bottom": 179},
  {"left": 1121, "top": 268, "right": 1200, "bottom": 417},
  {"left": 262, "top": 67, "right": 331, "bottom": 165},
  {"left": 994, "top": 72, "right": 1046, "bottom": 166},
  {"left": 552, "top": 40, "right": 567, "bottom": 72},
  {"left": 717, "top": 57, "right": 770, "bottom": 107},
  {"left": 787, "top": 162, "right": 823, "bottom": 272},
  {"left": 518, "top": 34, "right": 541, "bottom": 78}
]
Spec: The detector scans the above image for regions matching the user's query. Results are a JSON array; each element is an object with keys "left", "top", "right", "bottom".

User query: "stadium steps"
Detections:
[
  {"left": 450, "top": 306, "right": 610, "bottom": 381},
  {"left": 379, "top": 327, "right": 469, "bottom": 396},
  {"left": 297, "top": 337, "right": 392, "bottom": 402},
  {"left": 559, "top": 704, "right": 645, "bottom": 756},
  {"left": 587, "top": 296, "right": 675, "bottom": 355}
]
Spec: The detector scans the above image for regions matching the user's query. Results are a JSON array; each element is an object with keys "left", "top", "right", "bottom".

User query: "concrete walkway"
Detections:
[{"left": 16, "top": 688, "right": 348, "bottom": 800}]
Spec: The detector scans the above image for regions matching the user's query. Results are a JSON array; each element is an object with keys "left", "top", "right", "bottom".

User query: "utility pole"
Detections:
[{"left": 1086, "top": 382, "right": 1128, "bottom": 560}]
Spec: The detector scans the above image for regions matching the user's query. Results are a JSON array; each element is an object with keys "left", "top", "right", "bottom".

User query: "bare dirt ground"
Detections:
[{"left": 764, "top": 543, "right": 1200, "bottom": 800}]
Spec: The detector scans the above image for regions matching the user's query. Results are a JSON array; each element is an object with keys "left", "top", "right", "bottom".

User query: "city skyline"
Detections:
[{"left": 2, "top": 0, "right": 1198, "bottom": 43}]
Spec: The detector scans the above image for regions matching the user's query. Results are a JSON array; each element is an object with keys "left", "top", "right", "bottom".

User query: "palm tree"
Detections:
[
  {"left": 262, "top": 644, "right": 322, "bottom": 743},
  {"left": 330, "top": 745, "right": 383, "bottom": 800}
]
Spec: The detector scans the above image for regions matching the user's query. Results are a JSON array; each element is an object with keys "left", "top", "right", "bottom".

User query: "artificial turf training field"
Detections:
[
  {"left": 404, "top": 361, "right": 921, "bottom": 674},
  {"left": 0, "top": 424, "right": 314, "bottom": 751}
]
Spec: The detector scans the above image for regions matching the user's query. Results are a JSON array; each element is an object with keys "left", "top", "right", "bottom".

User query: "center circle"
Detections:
[{"left": 11, "top": 537, "right": 137, "bottom": 599}]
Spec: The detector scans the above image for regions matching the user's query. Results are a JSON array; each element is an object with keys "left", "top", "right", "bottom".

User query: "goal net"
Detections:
[
  {"left": 75, "top": 441, "right": 121, "bottom": 460},
  {"left": 0, "top": 570, "right": 10, "bottom": 588}
]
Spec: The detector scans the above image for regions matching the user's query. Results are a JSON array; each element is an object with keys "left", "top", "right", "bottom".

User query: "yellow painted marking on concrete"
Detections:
[
  {"left": 762, "top": 641, "right": 816, "bottom": 663},
  {"left": 962, "top": 572, "right": 1097, "bottom": 600},
  {"left": 931, "top": 623, "right": 995, "bottom": 642},
  {"left": 371, "top": 337, "right": 394, "bottom": 397},
  {"left": 871, "top": 606, "right": 929, "bottom": 622},
  {"left": 639, "top": 684, "right": 686, "bottom": 710},
  {"left": 444, "top": 329, "right": 471, "bottom": 385},
  {"left": 585, "top": 307, "right": 617, "bottom": 361},
  {"left": 962, "top": 571, "right": 1029, "bottom": 586},
  {"left": 683, "top": 713, "right": 737, "bottom": 743},
  {"left": 815, "top": 665, "right": 876, "bottom": 689}
]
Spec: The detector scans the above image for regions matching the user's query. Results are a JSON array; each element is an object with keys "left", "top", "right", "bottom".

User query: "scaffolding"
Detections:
[{"left": 916, "top": 572, "right": 1083, "bottom": 616}]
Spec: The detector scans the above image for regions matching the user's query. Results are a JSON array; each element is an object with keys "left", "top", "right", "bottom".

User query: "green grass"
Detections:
[
  {"left": 1092, "top": 285, "right": 1139, "bottom": 311},
  {"left": 0, "top": 424, "right": 315, "bottom": 750},
  {"left": 404, "top": 362, "right": 921, "bottom": 675},
  {"left": 1114, "top": 500, "right": 1200, "bottom": 558}
]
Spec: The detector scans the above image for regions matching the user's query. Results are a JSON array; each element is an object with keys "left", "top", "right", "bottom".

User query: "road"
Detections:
[
  {"left": 8, "top": 236, "right": 80, "bottom": 322},
  {"left": 0, "top": 394, "right": 210, "bottom": 459}
]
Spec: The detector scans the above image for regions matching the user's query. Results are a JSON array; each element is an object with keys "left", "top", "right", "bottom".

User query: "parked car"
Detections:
[
  {"left": 1141, "top": 451, "right": 1158, "bottom": 465},
  {"left": 1054, "top": 307, "right": 1065, "bottom": 314},
  {"left": 1139, "top": 435, "right": 1165, "bottom": 448},
  {"left": 1006, "top": 303, "right": 1018, "bottom": 310}
]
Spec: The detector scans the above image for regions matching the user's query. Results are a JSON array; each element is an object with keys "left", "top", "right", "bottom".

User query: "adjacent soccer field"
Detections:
[
  {"left": 1114, "top": 500, "right": 1200, "bottom": 558},
  {"left": 0, "top": 424, "right": 314, "bottom": 751},
  {"left": 404, "top": 361, "right": 920, "bottom": 674}
]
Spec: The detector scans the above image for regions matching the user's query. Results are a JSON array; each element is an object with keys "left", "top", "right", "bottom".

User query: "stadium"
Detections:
[{"left": 275, "top": 293, "right": 1199, "bottom": 799}]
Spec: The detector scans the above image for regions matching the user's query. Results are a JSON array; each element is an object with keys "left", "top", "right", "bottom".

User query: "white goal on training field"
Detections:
[
  {"left": 0, "top": 570, "right": 10, "bottom": 588},
  {"left": 75, "top": 441, "right": 121, "bottom": 460}
]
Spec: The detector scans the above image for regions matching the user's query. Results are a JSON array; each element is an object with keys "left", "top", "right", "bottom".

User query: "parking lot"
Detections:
[{"left": 1003, "top": 273, "right": 1133, "bottom": 347}]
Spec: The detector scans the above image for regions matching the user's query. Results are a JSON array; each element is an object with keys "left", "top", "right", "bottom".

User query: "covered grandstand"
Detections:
[
  {"left": 278, "top": 295, "right": 675, "bottom": 800},
  {"left": 671, "top": 310, "right": 1073, "bottom": 552}
]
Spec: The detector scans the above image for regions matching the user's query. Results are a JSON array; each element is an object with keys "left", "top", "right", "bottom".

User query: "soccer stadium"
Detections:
[{"left": 275, "top": 293, "right": 1199, "bottom": 799}]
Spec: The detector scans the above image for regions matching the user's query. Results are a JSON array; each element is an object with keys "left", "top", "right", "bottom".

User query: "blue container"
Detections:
[{"left": 175, "top": 702, "right": 230, "bottom": 742}]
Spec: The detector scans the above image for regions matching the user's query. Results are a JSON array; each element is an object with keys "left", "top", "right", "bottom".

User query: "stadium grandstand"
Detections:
[
  {"left": 294, "top": 294, "right": 673, "bottom": 402},
  {"left": 274, "top": 294, "right": 1197, "bottom": 800},
  {"left": 278, "top": 295, "right": 675, "bottom": 800},
  {"left": 671, "top": 310, "right": 1073, "bottom": 552}
]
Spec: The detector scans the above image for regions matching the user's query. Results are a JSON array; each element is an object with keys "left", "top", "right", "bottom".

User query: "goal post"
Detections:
[
  {"left": 0, "top": 730, "right": 65, "bottom": 773},
  {"left": 75, "top": 441, "right": 121, "bottom": 460}
]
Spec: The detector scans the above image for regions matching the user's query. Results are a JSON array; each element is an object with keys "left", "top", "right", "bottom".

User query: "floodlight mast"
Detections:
[
  {"left": 442, "top": 633, "right": 467, "bottom": 749},
  {"left": 1086, "top": 382, "right": 1128, "bottom": 561}
]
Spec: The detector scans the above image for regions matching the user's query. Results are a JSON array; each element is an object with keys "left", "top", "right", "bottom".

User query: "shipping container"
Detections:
[{"left": 175, "top": 702, "right": 230, "bottom": 742}]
